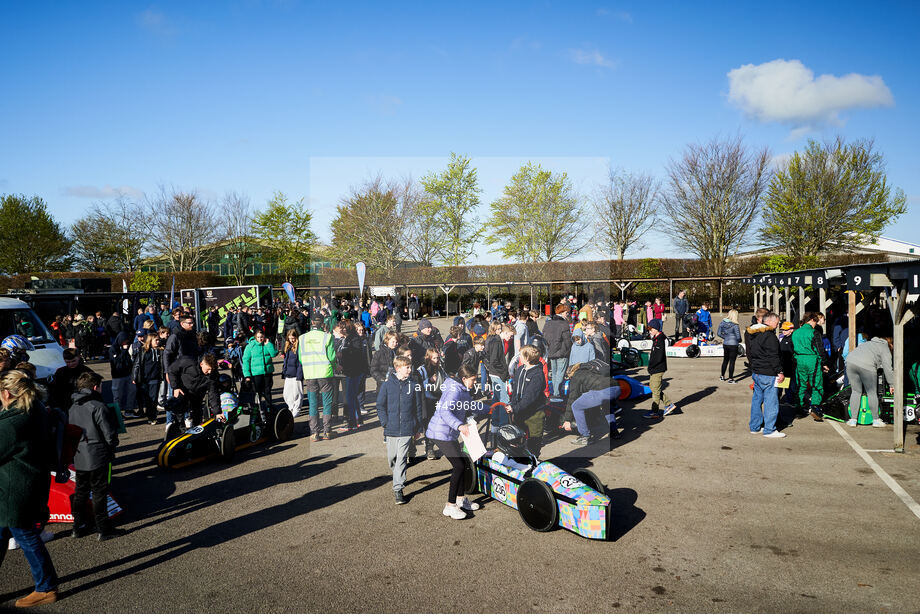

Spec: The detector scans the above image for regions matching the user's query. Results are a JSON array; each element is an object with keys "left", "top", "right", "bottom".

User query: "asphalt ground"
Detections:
[{"left": 2, "top": 317, "right": 920, "bottom": 613}]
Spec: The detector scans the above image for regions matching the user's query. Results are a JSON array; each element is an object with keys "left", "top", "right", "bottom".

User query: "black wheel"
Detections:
[
  {"left": 685, "top": 344, "right": 701, "bottom": 358},
  {"left": 272, "top": 408, "right": 294, "bottom": 442},
  {"left": 219, "top": 425, "right": 235, "bottom": 461},
  {"left": 462, "top": 456, "right": 478, "bottom": 495},
  {"left": 738, "top": 344, "right": 746, "bottom": 357},
  {"left": 622, "top": 347, "right": 641, "bottom": 368},
  {"left": 517, "top": 478, "right": 558, "bottom": 532},
  {"left": 616, "top": 337, "right": 630, "bottom": 350},
  {"left": 572, "top": 468, "right": 606, "bottom": 495}
]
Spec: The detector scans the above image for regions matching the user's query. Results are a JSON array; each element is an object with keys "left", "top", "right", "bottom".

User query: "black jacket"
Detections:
[
  {"left": 746, "top": 325, "right": 783, "bottom": 376},
  {"left": 109, "top": 332, "right": 134, "bottom": 379},
  {"left": 370, "top": 346, "right": 395, "bottom": 383},
  {"left": 483, "top": 335, "right": 510, "bottom": 381},
  {"left": 542, "top": 315, "right": 572, "bottom": 360},
  {"left": 564, "top": 362, "right": 612, "bottom": 423},
  {"left": 68, "top": 389, "right": 118, "bottom": 472},
  {"left": 648, "top": 332, "right": 668, "bottom": 375},
  {"left": 164, "top": 328, "right": 199, "bottom": 372},
  {"left": 408, "top": 330, "right": 443, "bottom": 368},
  {"left": 462, "top": 348, "right": 483, "bottom": 371},
  {"left": 509, "top": 363, "right": 546, "bottom": 424},
  {"left": 133, "top": 346, "right": 163, "bottom": 384},
  {"left": 49, "top": 363, "right": 95, "bottom": 411},
  {"left": 338, "top": 334, "right": 369, "bottom": 377}
]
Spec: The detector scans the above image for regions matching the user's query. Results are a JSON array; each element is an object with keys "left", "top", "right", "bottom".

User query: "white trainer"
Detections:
[
  {"left": 846, "top": 418, "right": 858, "bottom": 427},
  {"left": 764, "top": 431, "right": 786, "bottom": 438},
  {"left": 872, "top": 419, "right": 886, "bottom": 428},
  {"left": 442, "top": 503, "right": 468, "bottom": 520},
  {"left": 750, "top": 428, "right": 763, "bottom": 434},
  {"left": 458, "top": 497, "right": 480, "bottom": 512}
]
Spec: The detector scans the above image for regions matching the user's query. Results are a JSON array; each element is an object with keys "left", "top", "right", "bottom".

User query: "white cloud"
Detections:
[
  {"left": 136, "top": 7, "right": 175, "bottom": 36},
  {"left": 568, "top": 48, "right": 617, "bottom": 69},
  {"left": 770, "top": 153, "right": 794, "bottom": 170},
  {"left": 62, "top": 185, "right": 144, "bottom": 199},
  {"left": 596, "top": 8, "right": 632, "bottom": 22},
  {"left": 727, "top": 59, "right": 893, "bottom": 127}
]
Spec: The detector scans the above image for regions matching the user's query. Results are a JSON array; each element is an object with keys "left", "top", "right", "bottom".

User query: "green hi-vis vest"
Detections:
[
  {"left": 298, "top": 330, "right": 335, "bottom": 379},
  {"left": 277, "top": 315, "right": 285, "bottom": 335}
]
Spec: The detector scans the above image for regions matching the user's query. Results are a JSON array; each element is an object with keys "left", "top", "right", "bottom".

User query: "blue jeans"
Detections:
[
  {"left": 750, "top": 373, "right": 780, "bottom": 434},
  {"left": 0, "top": 526, "right": 58, "bottom": 593},
  {"left": 549, "top": 357, "right": 568, "bottom": 397},
  {"left": 571, "top": 386, "right": 620, "bottom": 436},
  {"left": 489, "top": 375, "right": 510, "bottom": 431},
  {"left": 345, "top": 376, "right": 362, "bottom": 427}
]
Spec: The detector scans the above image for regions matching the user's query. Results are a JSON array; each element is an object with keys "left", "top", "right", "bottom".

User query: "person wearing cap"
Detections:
[
  {"left": 746, "top": 311, "right": 787, "bottom": 437},
  {"left": 408, "top": 318, "right": 442, "bottom": 369},
  {"left": 643, "top": 318, "right": 678, "bottom": 419},
  {"left": 298, "top": 315, "right": 336, "bottom": 440}
]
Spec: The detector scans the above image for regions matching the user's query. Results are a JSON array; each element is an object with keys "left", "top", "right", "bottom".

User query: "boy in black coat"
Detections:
[
  {"left": 644, "top": 319, "right": 678, "bottom": 419},
  {"left": 68, "top": 372, "right": 120, "bottom": 540},
  {"left": 508, "top": 345, "right": 547, "bottom": 457}
]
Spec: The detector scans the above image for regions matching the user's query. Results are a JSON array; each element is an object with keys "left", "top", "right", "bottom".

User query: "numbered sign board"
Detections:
[{"left": 846, "top": 271, "right": 870, "bottom": 291}]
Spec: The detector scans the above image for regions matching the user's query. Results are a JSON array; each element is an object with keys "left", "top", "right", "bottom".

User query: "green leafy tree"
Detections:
[
  {"left": 760, "top": 137, "right": 907, "bottom": 263},
  {"left": 71, "top": 216, "right": 120, "bottom": 271},
  {"left": 420, "top": 153, "right": 483, "bottom": 266},
  {"left": 485, "top": 162, "right": 586, "bottom": 263},
  {"left": 0, "top": 194, "right": 72, "bottom": 274},
  {"left": 130, "top": 270, "right": 161, "bottom": 292},
  {"left": 252, "top": 191, "right": 317, "bottom": 281}
]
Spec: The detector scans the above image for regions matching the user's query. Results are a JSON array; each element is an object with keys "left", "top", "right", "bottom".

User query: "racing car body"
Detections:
[
  {"left": 47, "top": 468, "right": 122, "bottom": 524},
  {"left": 156, "top": 407, "right": 294, "bottom": 470},
  {"left": 464, "top": 452, "right": 611, "bottom": 540},
  {"left": 666, "top": 335, "right": 746, "bottom": 359}
]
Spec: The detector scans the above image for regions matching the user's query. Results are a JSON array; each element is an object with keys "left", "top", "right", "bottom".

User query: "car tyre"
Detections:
[
  {"left": 272, "top": 408, "right": 294, "bottom": 442},
  {"left": 219, "top": 425, "right": 235, "bottom": 462},
  {"left": 517, "top": 478, "right": 557, "bottom": 532},
  {"left": 685, "top": 344, "right": 701, "bottom": 358},
  {"left": 462, "top": 456, "right": 478, "bottom": 495}
]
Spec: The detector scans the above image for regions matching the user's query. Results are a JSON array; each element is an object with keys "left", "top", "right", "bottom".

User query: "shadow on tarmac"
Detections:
[
  {"left": 117, "top": 453, "right": 360, "bottom": 532},
  {"left": 45, "top": 471, "right": 391, "bottom": 601}
]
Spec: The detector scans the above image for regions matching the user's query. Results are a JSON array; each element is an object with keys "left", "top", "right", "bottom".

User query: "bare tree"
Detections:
[
  {"left": 593, "top": 168, "right": 659, "bottom": 260},
  {"left": 223, "top": 192, "right": 253, "bottom": 284},
  {"left": 659, "top": 136, "right": 771, "bottom": 276},
  {"left": 401, "top": 179, "right": 441, "bottom": 267},
  {"left": 330, "top": 176, "right": 417, "bottom": 277},
  {"left": 143, "top": 186, "right": 221, "bottom": 272}
]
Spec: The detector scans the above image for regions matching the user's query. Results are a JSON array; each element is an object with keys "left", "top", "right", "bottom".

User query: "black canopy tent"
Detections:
[{"left": 742, "top": 259, "right": 920, "bottom": 452}]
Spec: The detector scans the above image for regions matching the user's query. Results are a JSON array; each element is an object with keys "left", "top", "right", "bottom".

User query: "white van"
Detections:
[{"left": 0, "top": 297, "right": 66, "bottom": 380}]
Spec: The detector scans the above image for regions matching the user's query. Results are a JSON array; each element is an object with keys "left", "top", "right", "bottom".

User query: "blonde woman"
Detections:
[
  {"left": 717, "top": 308, "right": 742, "bottom": 383},
  {"left": 0, "top": 370, "right": 59, "bottom": 607},
  {"left": 281, "top": 329, "right": 304, "bottom": 419}
]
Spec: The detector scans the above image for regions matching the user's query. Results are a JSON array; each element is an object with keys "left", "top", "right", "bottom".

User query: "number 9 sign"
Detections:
[{"left": 847, "top": 271, "right": 869, "bottom": 290}]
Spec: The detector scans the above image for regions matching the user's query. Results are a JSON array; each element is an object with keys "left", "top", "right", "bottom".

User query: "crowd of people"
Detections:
[{"left": 0, "top": 286, "right": 906, "bottom": 607}]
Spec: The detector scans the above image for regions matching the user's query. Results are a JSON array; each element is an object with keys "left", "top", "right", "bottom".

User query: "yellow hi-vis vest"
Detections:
[{"left": 298, "top": 330, "right": 335, "bottom": 379}]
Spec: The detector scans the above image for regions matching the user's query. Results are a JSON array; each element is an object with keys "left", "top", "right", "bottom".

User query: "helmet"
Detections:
[
  {"left": 495, "top": 424, "right": 530, "bottom": 460},
  {"left": 217, "top": 373, "right": 233, "bottom": 393},
  {"left": 1, "top": 335, "right": 33, "bottom": 353}
]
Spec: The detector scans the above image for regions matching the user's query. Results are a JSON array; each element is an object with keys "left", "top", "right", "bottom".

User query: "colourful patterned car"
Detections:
[{"left": 463, "top": 453, "right": 611, "bottom": 540}]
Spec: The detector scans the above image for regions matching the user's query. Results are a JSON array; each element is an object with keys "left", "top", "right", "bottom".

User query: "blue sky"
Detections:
[{"left": 2, "top": 1, "right": 917, "bottom": 265}]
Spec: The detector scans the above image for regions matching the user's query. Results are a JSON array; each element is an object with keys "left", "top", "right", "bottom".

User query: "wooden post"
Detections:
[
  {"left": 819, "top": 287, "right": 827, "bottom": 314},
  {"left": 530, "top": 284, "right": 534, "bottom": 311},
  {"left": 773, "top": 286, "right": 780, "bottom": 316},
  {"left": 487, "top": 285, "right": 490, "bottom": 307},
  {"left": 718, "top": 279, "right": 723, "bottom": 313},
  {"left": 784, "top": 287, "right": 790, "bottom": 322},
  {"left": 848, "top": 290, "right": 857, "bottom": 351},
  {"left": 889, "top": 282, "right": 911, "bottom": 452}
]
